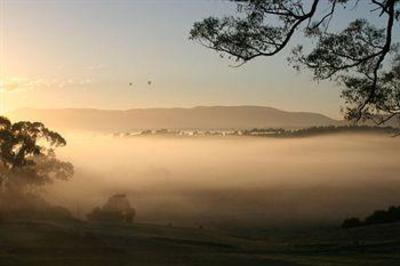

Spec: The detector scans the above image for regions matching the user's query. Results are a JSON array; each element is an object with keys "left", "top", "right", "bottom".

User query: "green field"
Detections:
[{"left": 1, "top": 220, "right": 399, "bottom": 266}]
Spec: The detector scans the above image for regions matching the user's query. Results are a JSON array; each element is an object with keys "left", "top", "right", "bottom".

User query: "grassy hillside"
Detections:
[{"left": 1, "top": 220, "right": 400, "bottom": 266}]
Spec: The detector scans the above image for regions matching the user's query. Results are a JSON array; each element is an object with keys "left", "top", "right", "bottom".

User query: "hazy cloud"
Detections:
[
  {"left": 0, "top": 77, "right": 94, "bottom": 92},
  {"left": 87, "top": 64, "right": 107, "bottom": 71}
]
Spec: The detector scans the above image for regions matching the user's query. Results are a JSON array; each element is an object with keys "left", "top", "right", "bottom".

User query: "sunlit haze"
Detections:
[
  {"left": 0, "top": 0, "right": 345, "bottom": 117},
  {"left": 1, "top": 1, "right": 400, "bottom": 265}
]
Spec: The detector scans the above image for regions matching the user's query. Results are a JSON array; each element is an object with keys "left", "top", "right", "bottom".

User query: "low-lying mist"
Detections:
[{"left": 46, "top": 133, "right": 400, "bottom": 228}]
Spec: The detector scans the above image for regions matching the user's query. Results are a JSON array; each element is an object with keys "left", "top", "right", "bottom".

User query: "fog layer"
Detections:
[{"left": 47, "top": 133, "right": 400, "bottom": 228}]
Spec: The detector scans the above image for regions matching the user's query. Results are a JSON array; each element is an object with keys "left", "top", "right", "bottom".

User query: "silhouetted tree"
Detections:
[
  {"left": 342, "top": 217, "right": 362, "bottom": 229},
  {"left": 342, "top": 205, "right": 400, "bottom": 228},
  {"left": 190, "top": 0, "right": 400, "bottom": 124},
  {"left": 387, "top": 205, "right": 400, "bottom": 221},
  {"left": 87, "top": 194, "right": 135, "bottom": 224},
  {"left": 0, "top": 116, "right": 73, "bottom": 192},
  {"left": 364, "top": 206, "right": 400, "bottom": 225}
]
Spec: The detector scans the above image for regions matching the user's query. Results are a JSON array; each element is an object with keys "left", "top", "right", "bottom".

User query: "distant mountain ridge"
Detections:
[{"left": 8, "top": 106, "right": 342, "bottom": 132}]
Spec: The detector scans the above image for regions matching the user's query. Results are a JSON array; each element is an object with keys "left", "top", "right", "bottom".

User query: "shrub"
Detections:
[
  {"left": 342, "top": 217, "right": 362, "bottom": 229},
  {"left": 342, "top": 206, "right": 400, "bottom": 228},
  {"left": 86, "top": 194, "right": 135, "bottom": 224}
]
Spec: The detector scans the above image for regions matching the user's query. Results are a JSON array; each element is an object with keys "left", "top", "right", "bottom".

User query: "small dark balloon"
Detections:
[
  {"left": 147, "top": 81, "right": 152, "bottom": 85},
  {"left": 129, "top": 82, "right": 133, "bottom": 86}
]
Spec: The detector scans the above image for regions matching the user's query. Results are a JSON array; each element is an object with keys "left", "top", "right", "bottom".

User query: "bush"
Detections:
[
  {"left": 342, "top": 217, "right": 362, "bottom": 229},
  {"left": 87, "top": 207, "right": 125, "bottom": 223},
  {"left": 87, "top": 207, "right": 135, "bottom": 223},
  {"left": 86, "top": 194, "right": 135, "bottom": 224},
  {"left": 342, "top": 206, "right": 400, "bottom": 228},
  {"left": 0, "top": 191, "right": 73, "bottom": 222}
]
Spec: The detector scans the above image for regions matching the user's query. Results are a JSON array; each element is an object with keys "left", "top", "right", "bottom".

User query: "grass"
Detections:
[{"left": 1, "top": 220, "right": 400, "bottom": 266}]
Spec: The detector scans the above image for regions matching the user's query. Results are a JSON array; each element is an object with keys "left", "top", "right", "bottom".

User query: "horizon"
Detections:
[{"left": 7, "top": 104, "right": 340, "bottom": 119}]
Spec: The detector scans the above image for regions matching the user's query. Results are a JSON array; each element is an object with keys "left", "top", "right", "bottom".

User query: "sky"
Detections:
[{"left": 0, "top": 0, "right": 395, "bottom": 119}]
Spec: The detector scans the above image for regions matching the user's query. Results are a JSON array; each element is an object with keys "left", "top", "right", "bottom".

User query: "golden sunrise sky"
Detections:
[{"left": 2, "top": 0, "right": 390, "bottom": 118}]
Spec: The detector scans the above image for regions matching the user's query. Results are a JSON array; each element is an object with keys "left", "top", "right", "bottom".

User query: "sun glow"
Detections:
[
  {"left": 0, "top": 77, "right": 21, "bottom": 115},
  {"left": 0, "top": 81, "right": 5, "bottom": 115}
]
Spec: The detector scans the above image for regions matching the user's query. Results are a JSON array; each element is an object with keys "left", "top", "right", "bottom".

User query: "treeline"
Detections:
[
  {"left": 114, "top": 125, "right": 398, "bottom": 138},
  {"left": 342, "top": 206, "right": 400, "bottom": 229},
  {"left": 242, "top": 125, "right": 397, "bottom": 138}
]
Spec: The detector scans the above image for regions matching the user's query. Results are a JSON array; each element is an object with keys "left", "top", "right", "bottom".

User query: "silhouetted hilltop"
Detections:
[{"left": 8, "top": 106, "right": 341, "bottom": 132}]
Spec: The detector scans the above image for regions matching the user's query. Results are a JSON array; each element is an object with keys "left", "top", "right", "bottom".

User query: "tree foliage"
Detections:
[
  {"left": 0, "top": 116, "right": 73, "bottom": 191},
  {"left": 190, "top": 0, "right": 400, "bottom": 123},
  {"left": 342, "top": 205, "right": 400, "bottom": 228}
]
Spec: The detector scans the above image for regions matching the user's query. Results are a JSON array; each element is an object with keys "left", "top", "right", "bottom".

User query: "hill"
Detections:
[
  {"left": 8, "top": 106, "right": 341, "bottom": 132},
  {"left": 1, "top": 220, "right": 400, "bottom": 266}
]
